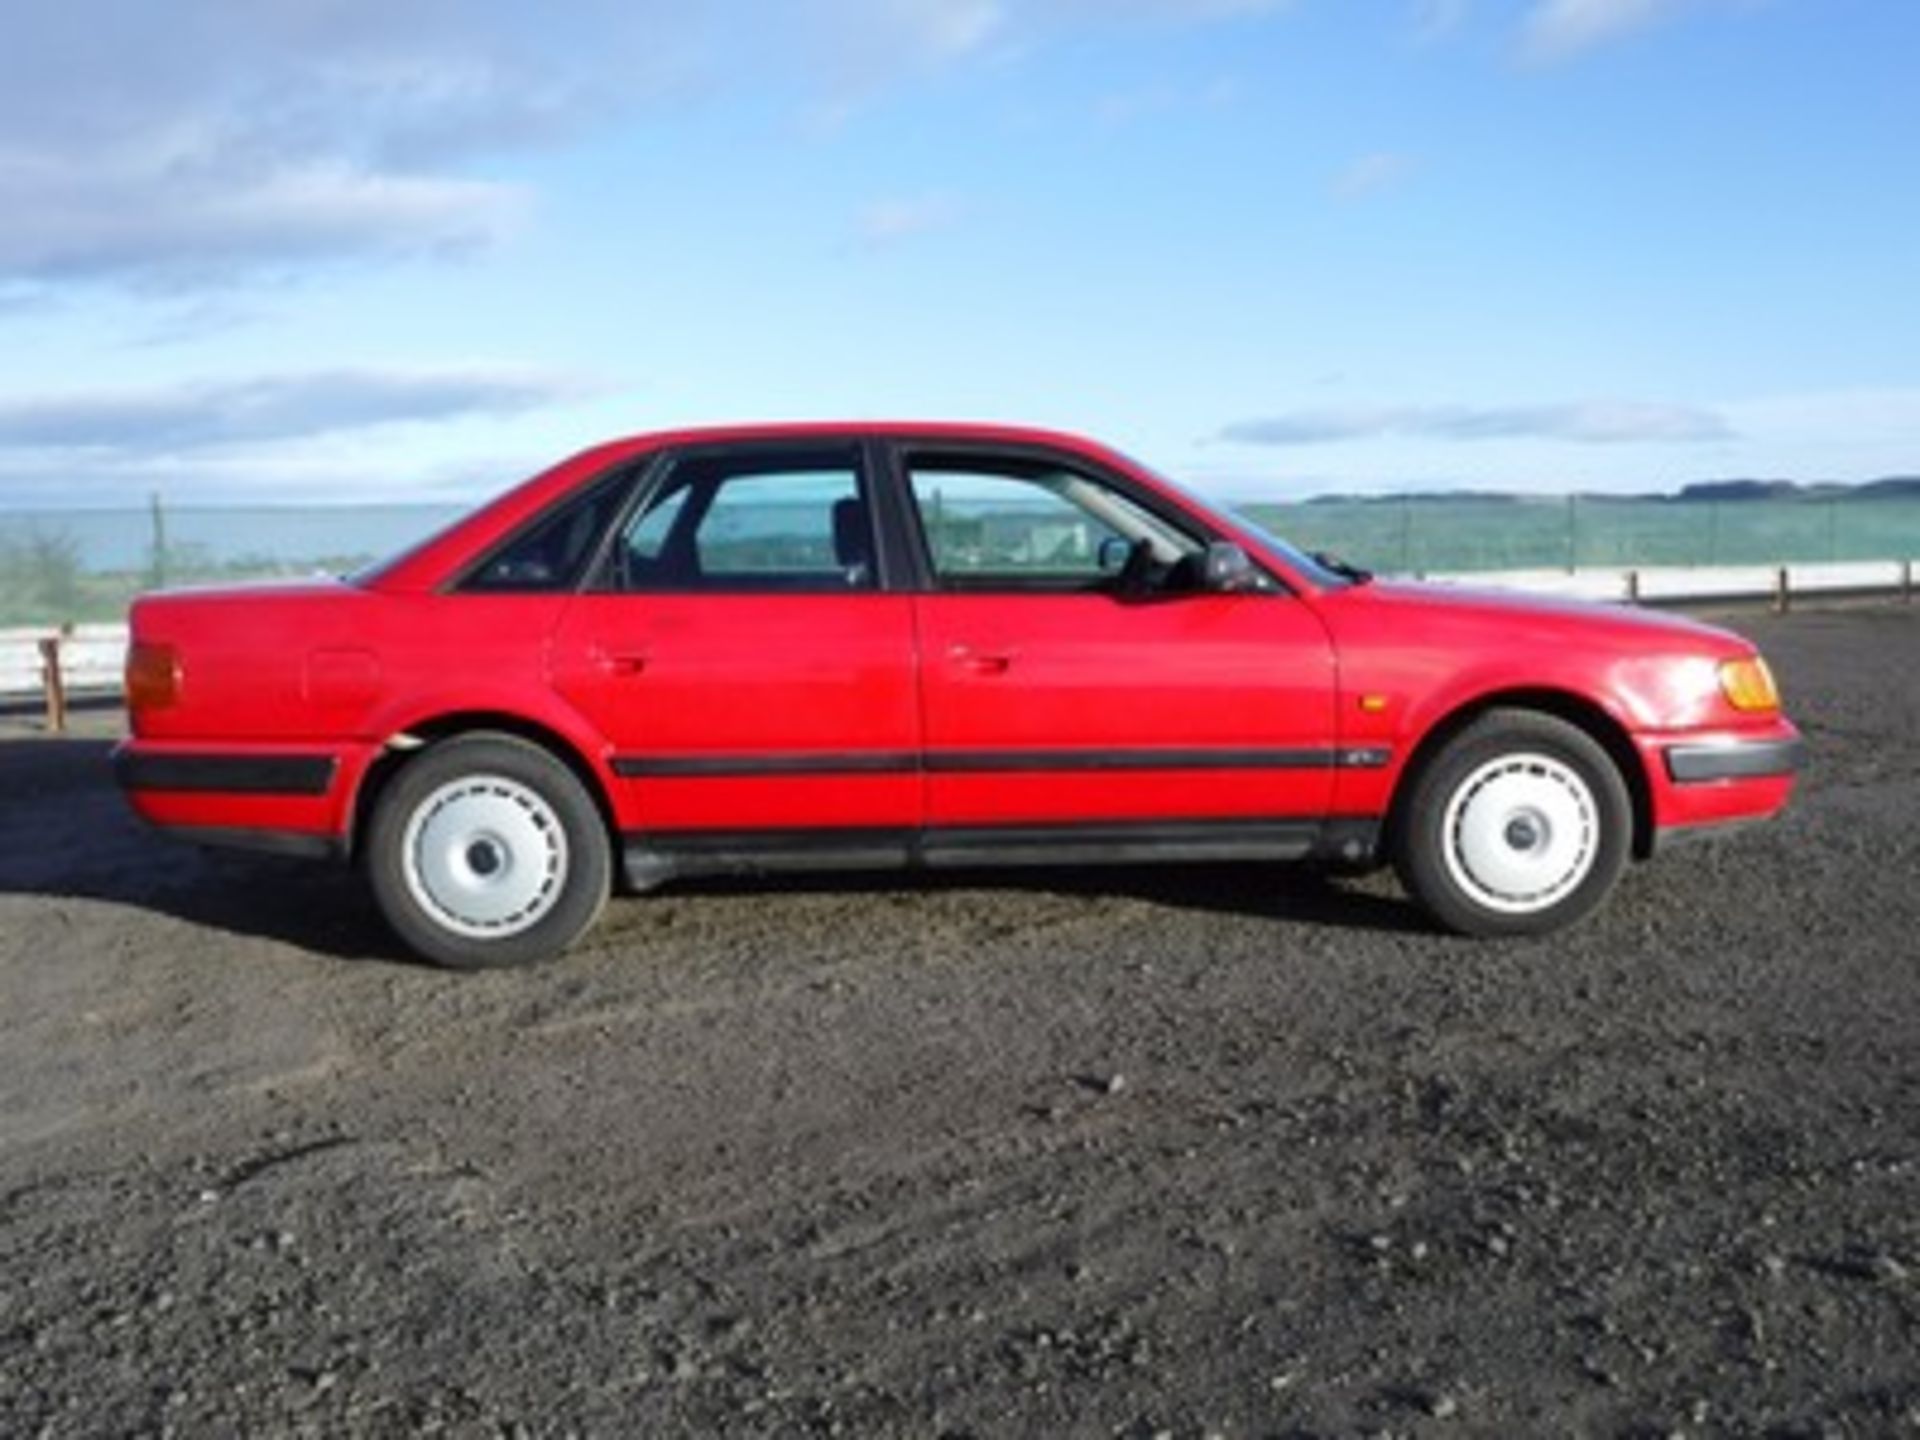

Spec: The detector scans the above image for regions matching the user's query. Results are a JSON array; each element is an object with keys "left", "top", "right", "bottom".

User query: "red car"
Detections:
[{"left": 116, "top": 423, "right": 1802, "bottom": 968}]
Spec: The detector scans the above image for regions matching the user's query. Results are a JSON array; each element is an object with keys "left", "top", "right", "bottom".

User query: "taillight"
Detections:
[{"left": 125, "top": 641, "right": 181, "bottom": 710}]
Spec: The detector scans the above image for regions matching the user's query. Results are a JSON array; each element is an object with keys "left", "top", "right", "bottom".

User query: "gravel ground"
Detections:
[{"left": 2, "top": 606, "right": 1917, "bottom": 1439}]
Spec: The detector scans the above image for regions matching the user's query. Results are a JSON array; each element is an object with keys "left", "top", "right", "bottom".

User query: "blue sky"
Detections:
[{"left": 1, "top": 0, "right": 1916, "bottom": 507}]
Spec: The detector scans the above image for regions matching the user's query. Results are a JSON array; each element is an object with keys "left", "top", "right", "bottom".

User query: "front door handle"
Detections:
[
  {"left": 592, "top": 646, "right": 650, "bottom": 676},
  {"left": 949, "top": 644, "right": 1014, "bottom": 676}
]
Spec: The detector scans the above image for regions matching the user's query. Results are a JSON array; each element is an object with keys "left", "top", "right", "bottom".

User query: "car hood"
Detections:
[{"left": 1348, "top": 578, "right": 1747, "bottom": 653}]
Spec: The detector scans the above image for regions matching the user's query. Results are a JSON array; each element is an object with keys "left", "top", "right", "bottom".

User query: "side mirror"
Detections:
[{"left": 1201, "top": 541, "right": 1260, "bottom": 593}]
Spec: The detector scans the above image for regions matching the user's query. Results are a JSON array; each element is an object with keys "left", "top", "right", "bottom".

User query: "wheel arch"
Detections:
[
  {"left": 1387, "top": 687, "right": 1656, "bottom": 862},
  {"left": 347, "top": 710, "right": 619, "bottom": 862}
]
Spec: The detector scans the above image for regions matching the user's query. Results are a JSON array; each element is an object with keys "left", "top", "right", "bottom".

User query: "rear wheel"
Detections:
[
  {"left": 366, "top": 732, "right": 610, "bottom": 969},
  {"left": 1393, "top": 709, "right": 1631, "bottom": 937}
]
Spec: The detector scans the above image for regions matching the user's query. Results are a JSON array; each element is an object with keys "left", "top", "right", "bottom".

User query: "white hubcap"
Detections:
[
  {"left": 1441, "top": 751, "right": 1597, "bottom": 915},
  {"left": 402, "top": 775, "right": 568, "bottom": 938}
]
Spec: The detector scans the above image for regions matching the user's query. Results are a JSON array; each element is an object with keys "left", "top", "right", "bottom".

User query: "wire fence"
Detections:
[
  {"left": 1238, "top": 494, "right": 1920, "bottom": 576},
  {"left": 3, "top": 496, "right": 1920, "bottom": 627}
]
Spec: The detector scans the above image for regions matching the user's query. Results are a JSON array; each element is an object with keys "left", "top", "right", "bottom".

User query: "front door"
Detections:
[
  {"left": 899, "top": 448, "right": 1339, "bottom": 838},
  {"left": 549, "top": 443, "right": 921, "bottom": 836}
]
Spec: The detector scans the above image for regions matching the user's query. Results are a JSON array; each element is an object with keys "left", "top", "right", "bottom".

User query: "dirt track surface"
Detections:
[{"left": 3, "top": 607, "right": 1918, "bottom": 1438}]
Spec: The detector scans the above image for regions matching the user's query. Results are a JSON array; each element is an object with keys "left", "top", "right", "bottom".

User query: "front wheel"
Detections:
[
  {"left": 366, "top": 732, "right": 611, "bottom": 969},
  {"left": 1393, "top": 710, "right": 1632, "bottom": 938}
]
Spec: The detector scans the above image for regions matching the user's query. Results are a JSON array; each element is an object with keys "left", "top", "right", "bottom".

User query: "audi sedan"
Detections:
[{"left": 115, "top": 423, "right": 1803, "bottom": 968}]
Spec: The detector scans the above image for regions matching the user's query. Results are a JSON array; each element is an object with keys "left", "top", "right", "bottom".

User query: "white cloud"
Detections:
[
  {"left": 855, "top": 192, "right": 965, "bottom": 246},
  {"left": 0, "top": 0, "right": 674, "bottom": 295},
  {"left": 1518, "top": 0, "right": 1684, "bottom": 63},
  {"left": 0, "top": 367, "right": 591, "bottom": 454},
  {"left": 900, "top": 0, "right": 1007, "bottom": 58},
  {"left": 0, "top": 0, "right": 1297, "bottom": 297},
  {"left": 1222, "top": 400, "right": 1734, "bottom": 446},
  {"left": 1333, "top": 151, "right": 1417, "bottom": 201},
  {"left": 1096, "top": 75, "right": 1242, "bottom": 128},
  {"left": 1408, "top": 0, "right": 1471, "bottom": 42},
  {"left": 0, "top": 141, "right": 522, "bottom": 289}
]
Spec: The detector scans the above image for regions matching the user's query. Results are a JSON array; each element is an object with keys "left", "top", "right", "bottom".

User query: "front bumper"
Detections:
[
  {"left": 1640, "top": 719, "right": 1803, "bottom": 843},
  {"left": 1664, "top": 735, "right": 1805, "bottom": 783}
]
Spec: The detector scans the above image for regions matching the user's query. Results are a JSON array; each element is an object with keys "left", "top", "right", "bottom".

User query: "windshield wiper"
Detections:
[{"left": 1311, "top": 550, "right": 1374, "bottom": 584}]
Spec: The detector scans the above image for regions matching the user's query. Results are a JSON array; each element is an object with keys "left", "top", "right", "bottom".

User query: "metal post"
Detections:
[
  {"left": 149, "top": 490, "right": 168, "bottom": 590},
  {"left": 1773, "top": 566, "right": 1790, "bottom": 614},
  {"left": 1627, "top": 569, "right": 1641, "bottom": 605},
  {"left": 38, "top": 636, "right": 67, "bottom": 733}
]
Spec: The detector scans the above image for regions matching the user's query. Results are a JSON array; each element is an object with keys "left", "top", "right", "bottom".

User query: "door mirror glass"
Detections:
[
  {"left": 1202, "top": 541, "right": 1260, "bottom": 593},
  {"left": 1096, "top": 535, "right": 1134, "bottom": 575}
]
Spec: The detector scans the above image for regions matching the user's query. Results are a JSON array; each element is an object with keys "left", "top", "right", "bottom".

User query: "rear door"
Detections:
[
  {"left": 896, "top": 445, "right": 1340, "bottom": 841},
  {"left": 549, "top": 442, "right": 921, "bottom": 837}
]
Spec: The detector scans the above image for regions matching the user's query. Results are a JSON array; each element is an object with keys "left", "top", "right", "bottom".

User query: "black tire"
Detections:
[
  {"left": 365, "top": 732, "right": 611, "bottom": 969},
  {"left": 1392, "top": 709, "right": 1632, "bottom": 938}
]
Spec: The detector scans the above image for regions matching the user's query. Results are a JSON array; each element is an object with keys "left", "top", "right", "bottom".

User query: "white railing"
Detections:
[
  {"left": 1, "top": 624, "right": 128, "bottom": 726},
  {"left": 1421, "top": 557, "right": 1917, "bottom": 605}
]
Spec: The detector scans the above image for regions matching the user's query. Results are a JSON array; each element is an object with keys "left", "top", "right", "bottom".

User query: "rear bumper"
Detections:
[
  {"left": 114, "top": 739, "right": 369, "bottom": 857},
  {"left": 113, "top": 750, "right": 338, "bottom": 797}
]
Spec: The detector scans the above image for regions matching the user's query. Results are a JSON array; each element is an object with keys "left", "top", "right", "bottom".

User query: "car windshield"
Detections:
[
  {"left": 1228, "top": 512, "right": 1366, "bottom": 587},
  {"left": 1115, "top": 452, "right": 1361, "bottom": 589}
]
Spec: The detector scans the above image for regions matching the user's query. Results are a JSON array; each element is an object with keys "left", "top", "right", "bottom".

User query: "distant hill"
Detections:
[
  {"left": 1675, "top": 479, "right": 1804, "bottom": 503},
  {"left": 1290, "top": 476, "right": 1920, "bottom": 505},
  {"left": 1676, "top": 477, "right": 1920, "bottom": 502},
  {"left": 1858, "top": 476, "right": 1920, "bottom": 498},
  {"left": 1304, "top": 489, "right": 1523, "bottom": 506}
]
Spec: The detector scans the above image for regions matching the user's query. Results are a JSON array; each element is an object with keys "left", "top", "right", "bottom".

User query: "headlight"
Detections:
[{"left": 1718, "top": 655, "right": 1779, "bottom": 713}]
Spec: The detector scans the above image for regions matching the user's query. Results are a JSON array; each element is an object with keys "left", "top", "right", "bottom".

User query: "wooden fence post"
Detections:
[{"left": 38, "top": 636, "right": 67, "bottom": 734}]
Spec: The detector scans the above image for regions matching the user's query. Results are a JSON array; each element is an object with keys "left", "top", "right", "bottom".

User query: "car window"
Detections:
[
  {"left": 907, "top": 458, "right": 1203, "bottom": 592},
  {"left": 613, "top": 448, "right": 876, "bottom": 593},
  {"left": 460, "top": 469, "right": 633, "bottom": 593}
]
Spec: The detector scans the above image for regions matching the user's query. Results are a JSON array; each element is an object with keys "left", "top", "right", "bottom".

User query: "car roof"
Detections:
[{"left": 595, "top": 420, "right": 1118, "bottom": 454}]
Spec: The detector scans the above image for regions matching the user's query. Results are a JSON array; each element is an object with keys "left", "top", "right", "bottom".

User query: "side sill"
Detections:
[
  {"left": 161, "top": 825, "right": 344, "bottom": 861},
  {"left": 621, "top": 818, "right": 1380, "bottom": 891},
  {"left": 920, "top": 820, "right": 1320, "bottom": 869},
  {"left": 624, "top": 828, "right": 914, "bottom": 889}
]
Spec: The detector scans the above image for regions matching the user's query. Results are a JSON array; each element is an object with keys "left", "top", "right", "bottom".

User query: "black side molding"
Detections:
[
  {"left": 614, "top": 754, "right": 917, "bottom": 779},
  {"left": 115, "top": 751, "right": 338, "bottom": 797},
  {"left": 613, "top": 746, "right": 1394, "bottom": 779},
  {"left": 1664, "top": 738, "right": 1805, "bottom": 784}
]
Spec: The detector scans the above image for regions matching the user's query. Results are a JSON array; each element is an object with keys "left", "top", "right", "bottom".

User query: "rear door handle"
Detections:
[{"left": 949, "top": 644, "right": 1014, "bottom": 676}]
